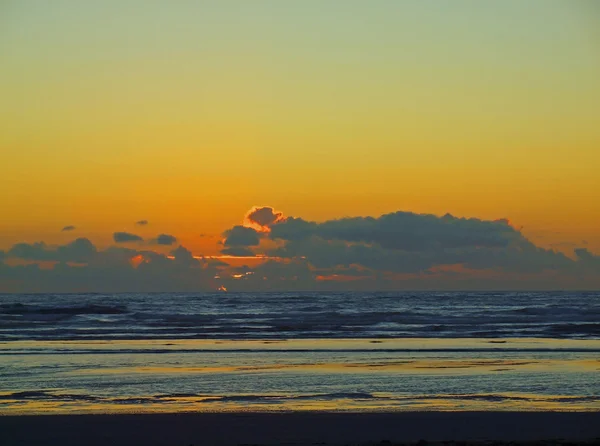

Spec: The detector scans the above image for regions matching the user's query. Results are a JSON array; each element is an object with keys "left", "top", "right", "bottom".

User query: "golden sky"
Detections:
[{"left": 1, "top": 1, "right": 599, "bottom": 261}]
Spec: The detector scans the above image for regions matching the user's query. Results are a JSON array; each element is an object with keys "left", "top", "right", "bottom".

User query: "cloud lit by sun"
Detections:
[{"left": 242, "top": 206, "right": 286, "bottom": 233}]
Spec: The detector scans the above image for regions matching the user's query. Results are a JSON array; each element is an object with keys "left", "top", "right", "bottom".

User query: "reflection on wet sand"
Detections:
[{"left": 1, "top": 338, "right": 598, "bottom": 414}]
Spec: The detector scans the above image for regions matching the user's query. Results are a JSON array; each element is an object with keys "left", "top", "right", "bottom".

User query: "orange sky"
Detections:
[{"left": 1, "top": 1, "right": 599, "bottom": 261}]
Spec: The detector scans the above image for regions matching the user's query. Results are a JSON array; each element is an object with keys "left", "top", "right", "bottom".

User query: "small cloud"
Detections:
[
  {"left": 113, "top": 232, "right": 144, "bottom": 243},
  {"left": 135, "top": 220, "right": 148, "bottom": 226},
  {"left": 243, "top": 206, "right": 285, "bottom": 232},
  {"left": 154, "top": 234, "right": 177, "bottom": 246},
  {"left": 61, "top": 225, "right": 76, "bottom": 232}
]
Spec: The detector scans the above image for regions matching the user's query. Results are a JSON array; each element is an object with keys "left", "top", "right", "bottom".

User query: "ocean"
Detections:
[{"left": 1, "top": 291, "right": 599, "bottom": 413}]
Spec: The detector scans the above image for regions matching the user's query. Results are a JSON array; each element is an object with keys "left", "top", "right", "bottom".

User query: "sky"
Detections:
[{"left": 1, "top": 1, "right": 599, "bottom": 291}]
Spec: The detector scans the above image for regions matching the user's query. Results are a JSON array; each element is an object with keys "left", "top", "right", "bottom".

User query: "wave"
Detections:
[
  {"left": 0, "top": 390, "right": 99, "bottom": 401},
  {"left": 0, "top": 303, "right": 127, "bottom": 315},
  {"left": 1, "top": 291, "right": 599, "bottom": 341}
]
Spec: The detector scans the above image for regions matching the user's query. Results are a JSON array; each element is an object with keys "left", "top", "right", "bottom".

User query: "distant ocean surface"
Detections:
[
  {"left": 1, "top": 291, "right": 599, "bottom": 413},
  {"left": 1, "top": 291, "right": 599, "bottom": 341}
]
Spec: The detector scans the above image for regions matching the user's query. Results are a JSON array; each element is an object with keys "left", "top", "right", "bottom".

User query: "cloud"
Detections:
[
  {"left": 223, "top": 226, "right": 260, "bottom": 247},
  {"left": 170, "top": 245, "right": 200, "bottom": 267},
  {"left": 0, "top": 239, "right": 219, "bottom": 292},
  {"left": 218, "top": 208, "right": 600, "bottom": 289},
  {"left": 221, "top": 247, "right": 256, "bottom": 257},
  {"left": 7, "top": 238, "right": 97, "bottom": 262},
  {"left": 219, "top": 259, "right": 317, "bottom": 291},
  {"left": 57, "top": 238, "right": 97, "bottom": 262},
  {"left": 2, "top": 208, "right": 600, "bottom": 292},
  {"left": 135, "top": 220, "right": 149, "bottom": 226},
  {"left": 61, "top": 225, "right": 76, "bottom": 232},
  {"left": 243, "top": 206, "right": 285, "bottom": 232},
  {"left": 152, "top": 234, "right": 177, "bottom": 246},
  {"left": 575, "top": 248, "right": 600, "bottom": 268},
  {"left": 205, "top": 258, "right": 229, "bottom": 267},
  {"left": 270, "top": 212, "right": 521, "bottom": 250},
  {"left": 113, "top": 232, "right": 144, "bottom": 243},
  {"left": 8, "top": 242, "right": 49, "bottom": 261}
]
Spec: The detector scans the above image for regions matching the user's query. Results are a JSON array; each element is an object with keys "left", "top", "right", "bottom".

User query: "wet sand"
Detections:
[{"left": 1, "top": 412, "right": 599, "bottom": 446}]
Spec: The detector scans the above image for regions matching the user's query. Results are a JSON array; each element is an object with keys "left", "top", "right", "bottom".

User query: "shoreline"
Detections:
[{"left": 2, "top": 411, "right": 599, "bottom": 446}]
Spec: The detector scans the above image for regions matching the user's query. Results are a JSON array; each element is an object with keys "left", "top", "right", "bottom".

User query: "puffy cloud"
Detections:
[
  {"left": 223, "top": 226, "right": 260, "bottom": 247},
  {"left": 57, "top": 238, "right": 97, "bottom": 262},
  {"left": 153, "top": 234, "right": 177, "bottom": 246},
  {"left": 8, "top": 242, "right": 49, "bottom": 260},
  {"left": 575, "top": 248, "right": 600, "bottom": 268},
  {"left": 7, "top": 238, "right": 97, "bottom": 262},
  {"left": 243, "top": 206, "right": 285, "bottom": 232},
  {"left": 135, "top": 220, "right": 148, "bottom": 226},
  {"left": 170, "top": 245, "right": 200, "bottom": 267},
  {"left": 270, "top": 212, "right": 521, "bottom": 250},
  {"left": 218, "top": 208, "right": 600, "bottom": 287},
  {"left": 61, "top": 225, "right": 76, "bottom": 232},
  {"left": 113, "top": 232, "right": 144, "bottom": 243},
  {"left": 0, "top": 239, "right": 220, "bottom": 292}
]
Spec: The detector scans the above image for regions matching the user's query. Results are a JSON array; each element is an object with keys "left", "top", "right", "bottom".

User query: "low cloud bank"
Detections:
[{"left": 1, "top": 208, "right": 598, "bottom": 292}]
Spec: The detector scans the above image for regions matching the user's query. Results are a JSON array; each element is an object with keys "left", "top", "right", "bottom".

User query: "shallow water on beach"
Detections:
[
  {"left": 1, "top": 292, "right": 599, "bottom": 414},
  {"left": 1, "top": 338, "right": 599, "bottom": 414}
]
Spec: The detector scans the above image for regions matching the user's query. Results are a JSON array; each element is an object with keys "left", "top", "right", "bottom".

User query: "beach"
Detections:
[
  {"left": 1, "top": 293, "right": 599, "bottom": 444},
  {"left": 2, "top": 412, "right": 599, "bottom": 446}
]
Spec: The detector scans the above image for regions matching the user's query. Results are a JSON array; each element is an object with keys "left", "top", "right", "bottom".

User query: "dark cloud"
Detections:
[
  {"left": 2, "top": 209, "right": 600, "bottom": 292},
  {"left": 221, "top": 247, "right": 255, "bottom": 257},
  {"left": 170, "top": 245, "right": 200, "bottom": 267},
  {"left": 61, "top": 225, "right": 76, "bottom": 232},
  {"left": 7, "top": 238, "right": 97, "bottom": 262},
  {"left": 205, "top": 258, "right": 229, "bottom": 267},
  {"left": 135, "top": 220, "right": 148, "bottom": 226},
  {"left": 220, "top": 209, "right": 599, "bottom": 284},
  {"left": 575, "top": 248, "right": 600, "bottom": 268},
  {"left": 220, "top": 259, "right": 316, "bottom": 291},
  {"left": 8, "top": 242, "right": 49, "bottom": 261},
  {"left": 113, "top": 232, "right": 144, "bottom": 243},
  {"left": 0, "top": 239, "right": 217, "bottom": 293},
  {"left": 153, "top": 234, "right": 177, "bottom": 246},
  {"left": 271, "top": 212, "right": 521, "bottom": 250},
  {"left": 223, "top": 226, "right": 260, "bottom": 247},
  {"left": 57, "top": 238, "right": 97, "bottom": 262},
  {"left": 244, "top": 206, "right": 285, "bottom": 229}
]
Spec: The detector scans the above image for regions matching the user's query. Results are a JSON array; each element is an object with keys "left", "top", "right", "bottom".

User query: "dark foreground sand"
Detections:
[{"left": 1, "top": 412, "right": 599, "bottom": 446}]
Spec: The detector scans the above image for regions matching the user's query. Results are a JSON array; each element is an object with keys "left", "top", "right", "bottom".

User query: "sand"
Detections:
[{"left": 1, "top": 412, "right": 599, "bottom": 446}]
